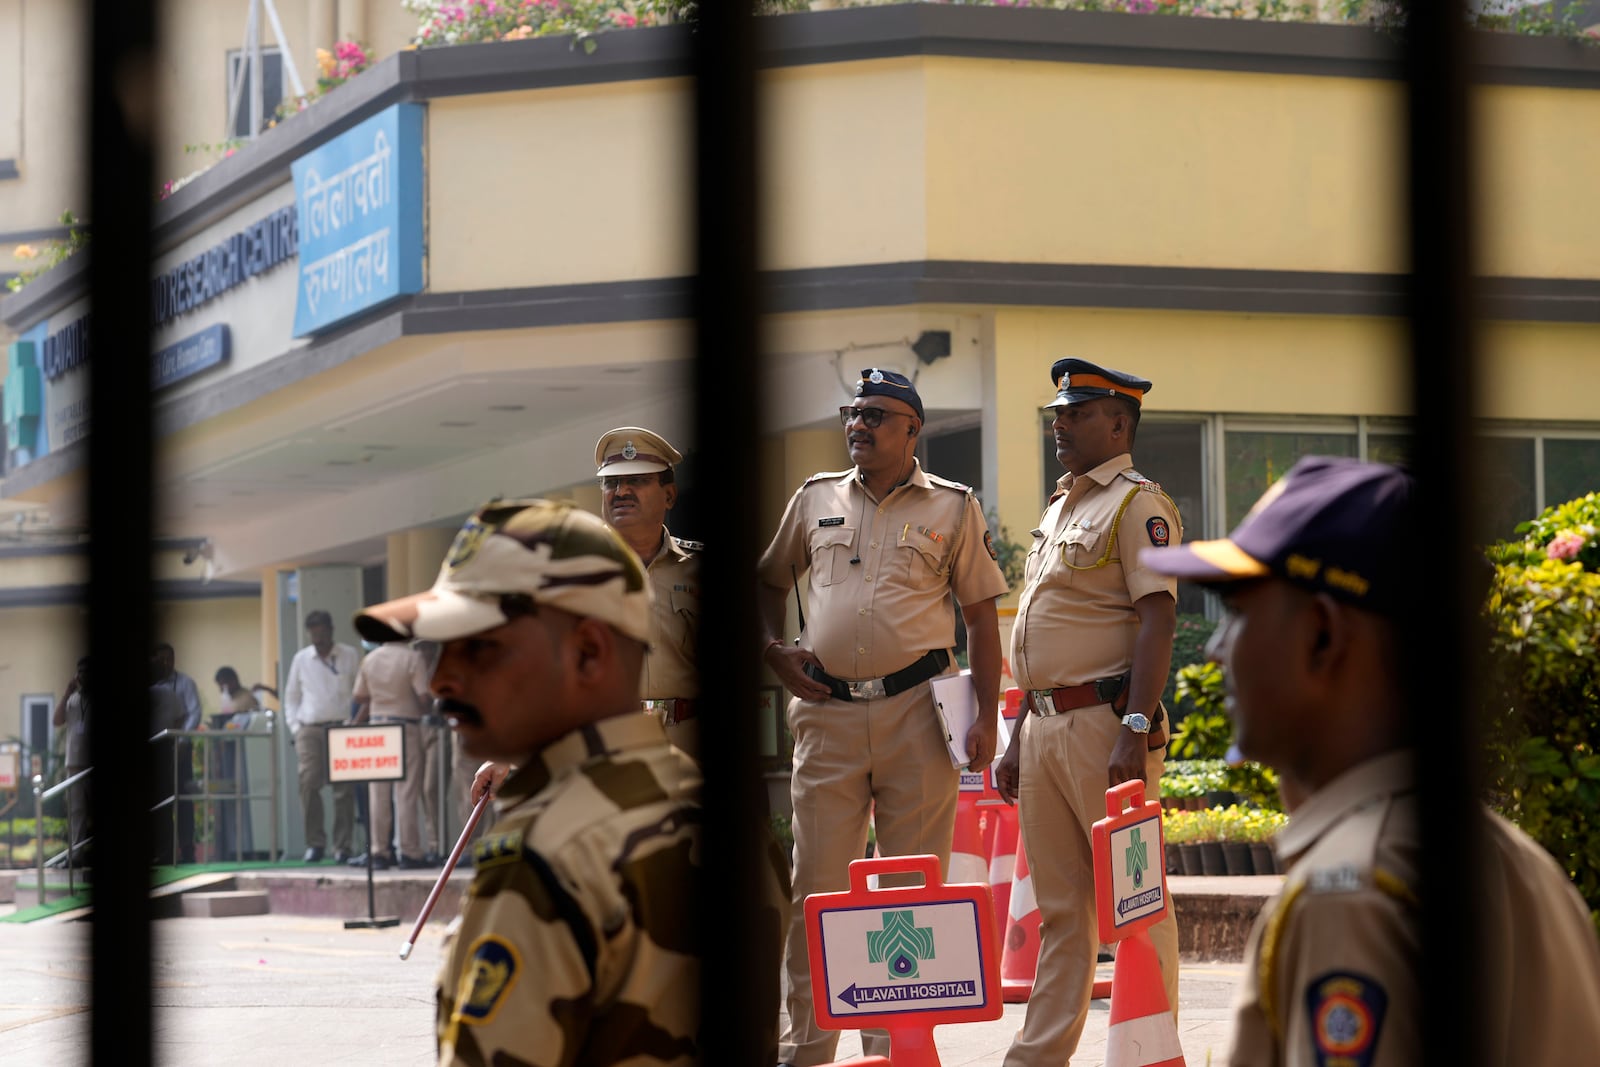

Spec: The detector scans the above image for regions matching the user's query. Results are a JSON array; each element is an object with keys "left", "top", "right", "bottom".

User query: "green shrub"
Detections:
[
  {"left": 1164, "top": 613, "right": 1217, "bottom": 709},
  {"left": 1169, "top": 662, "right": 1231, "bottom": 759},
  {"left": 1482, "top": 494, "right": 1600, "bottom": 933}
]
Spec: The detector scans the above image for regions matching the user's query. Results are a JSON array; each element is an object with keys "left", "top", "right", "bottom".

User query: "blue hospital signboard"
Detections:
[{"left": 292, "top": 103, "right": 425, "bottom": 336}]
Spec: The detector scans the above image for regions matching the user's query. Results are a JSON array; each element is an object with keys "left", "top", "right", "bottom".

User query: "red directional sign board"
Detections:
[
  {"left": 806, "top": 853, "right": 1002, "bottom": 1036},
  {"left": 1092, "top": 779, "right": 1169, "bottom": 945}
]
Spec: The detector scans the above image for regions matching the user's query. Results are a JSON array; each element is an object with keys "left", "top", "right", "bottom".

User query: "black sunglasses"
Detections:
[{"left": 839, "top": 406, "right": 912, "bottom": 429}]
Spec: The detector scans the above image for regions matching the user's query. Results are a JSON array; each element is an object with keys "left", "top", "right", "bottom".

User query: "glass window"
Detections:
[
  {"left": 1133, "top": 420, "right": 1207, "bottom": 615},
  {"left": 1543, "top": 439, "right": 1600, "bottom": 510},
  {"left": 227, "top": 49, "right": 285, "bottom": 138},
  {"left": 925, "top": 425, "right": 983, "bottom": 501},
  {"left": 1474, "top": 437, "right": 1535, "bottom": 544},
  {"left": 1225, "top": 430, "right": 1357, "bottom": 528},
  {"left": 1366, "top": 432, "right": 1412, "bottom": 467}
]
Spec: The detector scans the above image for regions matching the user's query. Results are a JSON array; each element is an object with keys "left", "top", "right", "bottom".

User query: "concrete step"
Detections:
[
  {"left": 181, "top": 889, "right": 270, "bottom": 918},
  {"left": 12, "top": 875, "right": 91, "bottom": 908}
]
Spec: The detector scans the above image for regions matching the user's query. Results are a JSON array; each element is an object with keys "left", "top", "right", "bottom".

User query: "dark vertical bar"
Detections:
[
  {"left": 88, "top": 0, "right": 156, "bottom": 1063},
  {"left": 1403, "top": 5, "right": 1483, "bottom": 1067},
  {"left": 692, "top": 1, "right": 773, "bottom": 1063}
]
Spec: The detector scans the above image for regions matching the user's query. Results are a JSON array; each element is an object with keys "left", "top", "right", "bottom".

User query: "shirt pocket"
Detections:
[
  {"left": 1023, "top": 528, "right": 1047, "bottom": 587},
  {"left": 807, "top": 525, "right": 858, "bottom": 587},
  {"left": 1056, "top": 523, "right": 1105, "bottom": 574},
  {"left": 896, "top": 537, "right": 945, "bottom": 589}
]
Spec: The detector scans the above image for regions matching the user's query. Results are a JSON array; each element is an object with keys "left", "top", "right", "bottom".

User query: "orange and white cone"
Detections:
[
  {"left": 1000, "top": 835, "right": 1041, "bottom": 1002},
  {"left": 1104, "top": 927, "right": 1185, "bottom": 1067},
  {"left": 986, "top": 802, "right": 1019, "bottom": 942},
  {"left": 948, "top": 790, "right": 988, "bottom": 886}
]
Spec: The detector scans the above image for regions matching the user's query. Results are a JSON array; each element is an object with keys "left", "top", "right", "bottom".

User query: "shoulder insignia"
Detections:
[
  {"left": 983, "top": 529, "right": 999, "bottom": 561},
  {"left": 1119, "top": 468, "right": 1164, "bottom": 493},
  {"left": 1306, "top": 863, "right": 1364, "bottom": 894},
  {"left": 472, "top": 830, "right": 524, "bottom": 871},
  {"left": 924, "top": 472, "right": 974, "bottom": 495},
  {"left": 1146, "top": 516, "right": 1170, "bottom": 547},
  {"left": 673, "top": 537, "right": 704, "bottom": 552},
  {"left": 1306, "top": 971, "right": 1387, "bottom": 1067},
  {"left": 453, "top": 934, "right": 522, "bottom": 1026}
]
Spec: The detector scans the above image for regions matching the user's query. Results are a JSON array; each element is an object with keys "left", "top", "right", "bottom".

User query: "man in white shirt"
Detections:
[
  {"left": 283, "top": 609, "right": 362, "bottom": 862},
  {"left": 349, "top": 641, "right": 434, "bottom": 869}
]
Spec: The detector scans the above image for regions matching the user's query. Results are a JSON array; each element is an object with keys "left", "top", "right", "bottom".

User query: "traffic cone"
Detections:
[
  {"left": 1000, "top": 836, "right": 1040, "bottom": 1002},
  {"left": 986, "top": 802, "right": 1019, "bottom": 943},
  {"left": 948, "top": 790, "right": 988, "bottom": 886},
  {"left": 1104, "top": 928, "right": 1184, "bottom": 1067}
]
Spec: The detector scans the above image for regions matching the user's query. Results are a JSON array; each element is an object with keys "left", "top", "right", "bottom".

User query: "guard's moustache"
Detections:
[{"left": 438, "top": 698, "right": 482, "bottom": 728}]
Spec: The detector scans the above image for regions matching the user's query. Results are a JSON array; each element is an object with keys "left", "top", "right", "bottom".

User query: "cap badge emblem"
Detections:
[
  {"left": 869, "top": 369, "right": 885, "bottom": 384},
  {"left": 622, "top": 441, "right": 637, "bottom": 460}
]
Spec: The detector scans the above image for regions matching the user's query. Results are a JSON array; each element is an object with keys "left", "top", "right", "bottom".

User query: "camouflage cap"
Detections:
[{"left": 355, "top": 499, "right": 651, "bottom": 645}]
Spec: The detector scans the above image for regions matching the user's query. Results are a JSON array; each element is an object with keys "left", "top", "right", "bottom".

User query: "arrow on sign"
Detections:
[{"left": 835, "top": 979, "right": 978, "bottom": 1009}]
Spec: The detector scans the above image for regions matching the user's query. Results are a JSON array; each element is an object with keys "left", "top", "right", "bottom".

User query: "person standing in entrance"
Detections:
[
  {"left": 758, "top": 368, "right": 1008, "bottom": 1066},
  {"left": 349, "top": 640, "right": 435, "bottom": 869},
  {"left": 594, "top": 426, "right": 703, "bottom": 758},
  {"left": 994, "top": 358, "right": 1182, "bottom": 1067},
  {"left": 283, "top": 609, "right": 361, "bottom": 863},
  {"left": 52, "top": 656, "right": 92, "bottom": 857}
]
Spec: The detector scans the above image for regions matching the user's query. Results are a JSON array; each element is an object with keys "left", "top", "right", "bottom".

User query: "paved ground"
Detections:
[{"left": 1, "top": 912, "right": 1241, "bottom": 1066}]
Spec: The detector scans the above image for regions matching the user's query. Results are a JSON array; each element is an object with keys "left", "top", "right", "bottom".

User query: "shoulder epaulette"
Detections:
[
  {"left": 924, "top": 472, "right": 975, "bottom": 495},
  {"left": 673, "top": 537, "right": 704, "bottom": 553},
  {"left": 1118, "top": 468, "right": 1165, "bottom": 494},
  {"left": 802, "top": 469, "right": 853, "bottom": 488}
]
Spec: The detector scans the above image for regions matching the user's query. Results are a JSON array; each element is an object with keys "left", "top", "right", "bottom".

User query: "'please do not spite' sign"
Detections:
[{"left": 326, "top": 723, "right": 407, "bottom": 783}]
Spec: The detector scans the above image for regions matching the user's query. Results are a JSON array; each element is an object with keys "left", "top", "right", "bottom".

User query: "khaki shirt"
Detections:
[
  {"left": 1229, "top": 750, "right": 1600, "bottom": 1066},
  {"left": 436, "top": 715, "right": 703, "bottom": 1066},
  {"left": 1010, "top": 452, "right": 1181, "bottom": 691},
  {"left": 641, "top": 527, "right": 700, "bottom": 700},
  {"left": 353, "top": 642, "right": 431, "bottom": 721},
  {"left": 758, "top": 460, "right": 1009, "bottom": 680}
]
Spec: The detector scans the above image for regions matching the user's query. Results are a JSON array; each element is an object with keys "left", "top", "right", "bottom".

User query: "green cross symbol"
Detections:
[
  {"left": 866, "top": 910, "right": 936, "bottom": 981},
  {"left": 1126, "top": 827, "right": 1148, "bottom": 888}
]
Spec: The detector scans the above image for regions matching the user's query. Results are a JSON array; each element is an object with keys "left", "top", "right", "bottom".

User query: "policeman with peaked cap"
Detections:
[
  {"left": 1144, "top": 457, "right": 1600, "bottom": 1066},
  {"left": 995, "top": 357, "right": 1183, "bottom": 1067},
  {"left": 758, "top": 369, "right": 1009, "bottom": 1066},
  {"left": 594, "top": 426, "right": 704, "bottom": 758}
]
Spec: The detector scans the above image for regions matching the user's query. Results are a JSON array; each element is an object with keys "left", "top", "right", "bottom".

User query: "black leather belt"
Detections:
[{"left": 804, "top": 649, "right": 951, "bottom": 702}]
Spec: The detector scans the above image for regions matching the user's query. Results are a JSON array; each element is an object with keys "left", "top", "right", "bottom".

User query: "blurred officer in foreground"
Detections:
[
  {"left": 356, "top": 498, "right": 785, "bottom": 1065},
  {"left": 995, "top": 358, "right": 1181, "bottom": 1066},
  {"left": 595, "top": 426, "right": 703, "bottom": 758},
  {"left": 1146, "top": 456, "right": 1600, "bottom": 1066}
]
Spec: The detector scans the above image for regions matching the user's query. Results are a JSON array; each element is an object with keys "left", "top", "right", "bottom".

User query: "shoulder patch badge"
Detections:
[
  {"left": 1306, "top": 971, "right": 1387, "bottom": 1067},
  {"left": 472, "top": 830, "right": 524, "bottom": 871},
  {"left": 454, "top": 935, "right": 522, "bottom": 1026},
  {"left": 1147, "top": 516, "right": 1170, "bottom": 547},
  {"left": 984, "top": 529, "right": 999, "bottom": 561}
]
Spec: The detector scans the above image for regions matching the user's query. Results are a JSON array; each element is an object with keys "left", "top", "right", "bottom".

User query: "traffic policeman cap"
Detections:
[
  {"left": 855, "top": 368, "right": 925, "bottom": 422},
  {"left": 1145, "top": 455, "right": 1414, "bottom": 618},
  {"left": 1044, "top": 358, "right": 1151, "bottom": 409},
  {"left": 594, "top": 427, "right": 683, "bottom": 477}
]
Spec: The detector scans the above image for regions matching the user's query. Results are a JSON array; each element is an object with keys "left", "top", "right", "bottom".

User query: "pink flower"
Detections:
[
  {"left": 1547, "top": 530, "right": 1586, "bottom": 561},
  {"left": 1127, "top": 0, "right": 1157, "bottom": 11},
  {"left": 611, "top": 9, "right": 636, "bottom": 27}
]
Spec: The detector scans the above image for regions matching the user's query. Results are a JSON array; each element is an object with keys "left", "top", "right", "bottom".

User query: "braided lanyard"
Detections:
[{"left": 1056, "top": 484, "right": 1143, "bottom": 572}]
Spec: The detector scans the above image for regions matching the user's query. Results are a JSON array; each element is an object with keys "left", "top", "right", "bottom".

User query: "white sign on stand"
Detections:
[
  {"left": 1106, "top": 813, "right": 1166, "bottom": 930},
  {"left": 326, "top": 723, "right": 406, "bottom": 783},
  {"left": 0, "top": 742, "right": 19, "bottom": 791},
  {"left": 816, "top": 900, "right": 990, "bottom": 1017}
]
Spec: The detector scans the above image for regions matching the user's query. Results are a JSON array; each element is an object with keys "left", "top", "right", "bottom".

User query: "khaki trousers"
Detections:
[
  {"left": 295, "top": 723, "right": 355, "bottom": 853},
  {"left": 368, "top": 720, "right": 424, "bottom": 859},
  {"left": 1003, "top": 708, "right": 1179, "bottom": 1067},
  {"left": 420, "top": 720, "right": 442, "bottom": 854},
  {"left": 778, "top": 680, "right": 959, "bottom": 1067}
]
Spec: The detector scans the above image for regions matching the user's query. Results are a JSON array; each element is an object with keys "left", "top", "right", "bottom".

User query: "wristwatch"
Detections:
[{"left": 1120, "top": 712, "right": 1152, "bottom": 734}]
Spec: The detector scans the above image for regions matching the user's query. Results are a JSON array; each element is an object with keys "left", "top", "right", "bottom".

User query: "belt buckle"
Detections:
[
  {"left": 1028, "top": 690, "right": 1054, "bottom": 717},
  {"left": 849, "top": 678, "right": 886, "bottom": 701}
]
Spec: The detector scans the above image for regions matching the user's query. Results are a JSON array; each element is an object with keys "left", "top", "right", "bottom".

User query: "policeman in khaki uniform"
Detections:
[
  {"left": 594, "top": 427, "right": 703, "bottom": 758},
  {"left": 995, "top": 358, "right": 1182, "bottom": 1067},
  {"left": 759, "top": 369, "right": 1009, "bottom": 1067},
  {"left": 1146, "top": 457, "right": 1600, "bottom": 1067},
  {"left": 355, "top": 499, "right": 779, "bottom": 1065}
]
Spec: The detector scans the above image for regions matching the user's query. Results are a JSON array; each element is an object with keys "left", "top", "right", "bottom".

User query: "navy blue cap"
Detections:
[
  {"left": 1144, "top": 456, "right": 1414, "bottom": 617},
  {"left": 855, "top": 368, "right": 924, "bottom": 422},
  {"left": 1045, "top": 358, "right": 1152, "bottom": 409}
]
